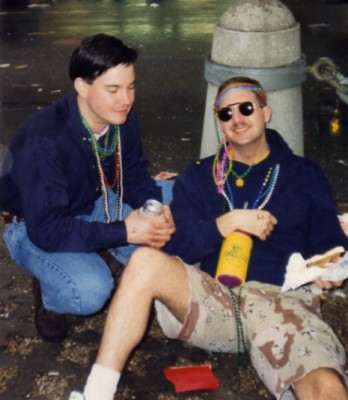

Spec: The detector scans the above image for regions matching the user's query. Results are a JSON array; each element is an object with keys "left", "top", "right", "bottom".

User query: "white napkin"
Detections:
[
  {"left": 281, "top": 251, "right": 348, "bottom": 293},
  {"left": 338, "top": 213, "right": 348, "bottom": 236}
]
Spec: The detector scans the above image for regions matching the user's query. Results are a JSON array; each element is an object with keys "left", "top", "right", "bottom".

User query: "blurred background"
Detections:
[{"left": 1, "top": 0, "right": 348, "bottom": 205}]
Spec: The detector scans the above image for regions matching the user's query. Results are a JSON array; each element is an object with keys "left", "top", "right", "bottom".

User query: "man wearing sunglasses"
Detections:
[{"left": 69, "top": 77, "right": 348, "bottom": 400}]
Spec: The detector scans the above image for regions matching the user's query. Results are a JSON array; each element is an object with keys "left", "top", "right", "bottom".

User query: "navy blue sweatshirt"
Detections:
[
  {"left": 0, "top": 93, "right": 161, "bottom": 252},
  {"left": 165, "top": 129, "right": 348, "bottom": 286}
]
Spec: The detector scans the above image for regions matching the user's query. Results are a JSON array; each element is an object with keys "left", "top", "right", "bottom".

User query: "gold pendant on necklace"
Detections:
[{"left": 236, "top": 178, "right": 244, "bottom": 187}]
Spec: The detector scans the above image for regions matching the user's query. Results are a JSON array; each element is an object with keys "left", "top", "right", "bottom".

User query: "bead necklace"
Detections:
[
  {"left": 213, "top": 142, "right": 270, "bottom": 189},
  {"left": 81, "top": 114, "right": 123, "bottom": 223},
  {"left": 212, "top": 141, "right": 280, "bottom": 211},
  {"left": 253, "top": 164, "right": 280, "bottom": 209},
  {"left": 230, "top": 148, "right": 270, "bottom": 187},
  {"left": 99, "top": 127, "right": 118, "bottom": 158},
  {"left": 231, "top": 164, "right": 254, "bottom": 187},
  {"left": 81, "top": 116, "right": 119, "bottom": 158},
  {"left": 212, "top": 142, "right": 232, "bottom": 193},
  {"left": 229, "top": 287, "right": 249, "bottom": 363},
  {"left": 225, "top": 164, "right": 280, "bottom": 211},
  {"left": 102, "top": 150, "right": 120, "bottom": 190}
]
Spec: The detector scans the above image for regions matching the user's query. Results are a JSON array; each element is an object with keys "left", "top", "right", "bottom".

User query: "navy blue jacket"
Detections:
[
  {"left": 165, "top": 129, "right": 348, "bottom": 286},
  {"left": 0, "top": 93, "right": 161, "bottom": 252}
]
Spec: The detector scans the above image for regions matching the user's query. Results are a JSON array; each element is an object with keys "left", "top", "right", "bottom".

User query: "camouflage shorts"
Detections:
[{"left": 155, "top": 262, "right": 347, "bottom": 399}]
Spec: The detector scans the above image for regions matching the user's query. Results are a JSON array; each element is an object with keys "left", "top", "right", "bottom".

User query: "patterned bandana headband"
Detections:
[{"left": 214, "top": 83, "right": 267, "bottom": 115}]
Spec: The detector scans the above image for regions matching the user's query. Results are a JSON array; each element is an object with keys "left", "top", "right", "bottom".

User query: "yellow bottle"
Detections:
[{"left": 215, "top": 230, "right": 253, "bottom": 287}]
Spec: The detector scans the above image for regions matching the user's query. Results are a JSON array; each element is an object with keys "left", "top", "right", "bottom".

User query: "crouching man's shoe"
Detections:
[
  {"left": 33, "top": 278, "right": 69, "bottom": 342},
  {"left": 68, "top": 392, "right": 85, "bottom": 400}
]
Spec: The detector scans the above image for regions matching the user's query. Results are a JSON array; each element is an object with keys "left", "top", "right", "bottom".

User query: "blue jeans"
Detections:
[{"left": 3, "top": 180, "right": 174, "bottom": 315}]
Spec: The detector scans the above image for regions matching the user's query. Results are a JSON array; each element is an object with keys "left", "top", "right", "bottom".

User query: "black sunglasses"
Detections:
[{"left": 217, "top": 101, "right": 255, "bottom": 122}]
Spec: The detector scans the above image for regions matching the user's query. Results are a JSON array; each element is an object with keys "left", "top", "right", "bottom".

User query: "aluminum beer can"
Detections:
[{"left": 139, "top": 199, "right": 163, "bottom": 218}]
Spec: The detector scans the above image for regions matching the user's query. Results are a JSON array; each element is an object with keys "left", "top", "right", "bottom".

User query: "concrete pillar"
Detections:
[{"left": 201, "top": 0, "right": 307, "bottom": 158}]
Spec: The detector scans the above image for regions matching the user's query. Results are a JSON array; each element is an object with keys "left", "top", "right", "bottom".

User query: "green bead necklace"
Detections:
[
  {"left": 230, "top": 164, "right": 254, "bottom": 187},
  {"left": 229, "top": 287, "right": 249, "bottom": 365},
  {"left": 81, "top": 115, "right": 120, "bottom": 158}
]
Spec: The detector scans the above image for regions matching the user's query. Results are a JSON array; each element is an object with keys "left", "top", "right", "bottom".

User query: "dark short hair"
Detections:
[{"left": 69, "top": 33, "right": 138, "bottom": 83}]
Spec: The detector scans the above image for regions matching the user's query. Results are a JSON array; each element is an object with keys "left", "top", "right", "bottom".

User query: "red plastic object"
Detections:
[{"left": 163, "top": 364, "right": 219, "bottom": 393}]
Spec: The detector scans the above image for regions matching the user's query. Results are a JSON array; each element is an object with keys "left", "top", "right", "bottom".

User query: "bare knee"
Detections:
[
  {"left": 124, "top": 248, "right": 188, "bottom": 297},
  {"left": 294, "top": 368, "right": 348, "bottom": 400},
  {"left": 123, "top": 248, "right": 190, "bottom": 321},
  {"left": 124, "top": 247, "right": 172, "bottom": 281}
]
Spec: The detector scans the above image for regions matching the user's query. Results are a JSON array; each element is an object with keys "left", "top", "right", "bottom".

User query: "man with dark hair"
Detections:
[
  {"left": 69, "top": 76, "right": 348, "bottom": 400},
  {"left": 0, "top": 33, "right": 175, "bottom": 342}
]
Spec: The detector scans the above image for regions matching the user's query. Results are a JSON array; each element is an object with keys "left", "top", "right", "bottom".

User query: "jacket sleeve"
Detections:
[
  {"left": 305, "top": 163, "right": 348, "bottom": 255},
  {"left": 10, "top": 123, "right": 128, "bottom": 253},
  {"left": 10, "top": 109, "right": 163, "bottom": 253},
  {"left": 164, "top": 162, "right": 224, "bottom": 263}
]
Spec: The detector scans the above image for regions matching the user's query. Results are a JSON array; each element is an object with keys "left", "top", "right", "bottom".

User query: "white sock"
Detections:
[{"left": 83, "top": 364, "right": 120, "bottom": 400}]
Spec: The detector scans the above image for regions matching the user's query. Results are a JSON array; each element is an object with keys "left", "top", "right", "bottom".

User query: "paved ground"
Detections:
[{"left": 1, "top": 0, "right": 348, "bottom": 399}]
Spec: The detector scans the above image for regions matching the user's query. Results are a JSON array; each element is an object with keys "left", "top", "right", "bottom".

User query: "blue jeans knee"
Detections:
[{"left": 3, "top": 221, "right": 114, "bottom": 315}]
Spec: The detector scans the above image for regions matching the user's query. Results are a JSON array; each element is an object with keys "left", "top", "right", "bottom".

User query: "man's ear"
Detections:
[
  {"left": 74, "top": 77, "right": 88, "bottom": 98},
  {"left": 263, "top": 105, "right": 272, "bottom": 124}
]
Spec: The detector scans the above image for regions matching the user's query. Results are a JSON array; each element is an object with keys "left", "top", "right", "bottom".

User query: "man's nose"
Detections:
[
  {"left": 120, "top": 89, "right": 133, "bottom": 105},
  {"left": 231, "top": 106, "right": 244, "bottom": 122}
]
